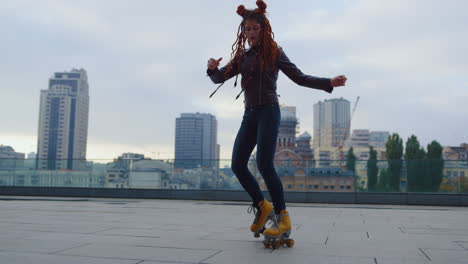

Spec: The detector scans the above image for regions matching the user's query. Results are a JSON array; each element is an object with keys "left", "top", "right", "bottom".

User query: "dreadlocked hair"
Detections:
[{"left": 225, "top": 0, "right": 279, "bottom": 78}]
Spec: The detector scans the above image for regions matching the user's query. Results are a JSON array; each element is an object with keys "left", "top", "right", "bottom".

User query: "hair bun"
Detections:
[
  {"left": 256, "top": 0, "right": 267, "bottom": 13},
  {"left": 237, "top": 5, "right": 247, "bottom": 17}
]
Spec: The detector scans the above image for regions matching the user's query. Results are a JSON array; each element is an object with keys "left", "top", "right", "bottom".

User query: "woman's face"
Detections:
[{"left": 244, "top": 19, "right": 262, "bottom": 46}]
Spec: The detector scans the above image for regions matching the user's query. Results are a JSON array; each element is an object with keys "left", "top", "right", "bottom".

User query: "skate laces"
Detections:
[
  {"left": 247, "top": 205, "right": 262, "bottom": 224},
  {"left": 268, "top": 213, "right": 282, "bottom": 230}
]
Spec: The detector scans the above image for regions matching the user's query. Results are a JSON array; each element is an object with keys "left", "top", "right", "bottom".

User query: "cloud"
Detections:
[{"left": 0, "top": 0, "right": 467, "bottom": 160}]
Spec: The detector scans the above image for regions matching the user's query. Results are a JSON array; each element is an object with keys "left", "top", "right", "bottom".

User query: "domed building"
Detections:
[
  {"left": 274, "top": 106, "right": 314, "bottom": 167},
  {"left": 251, "top": 105, "right": 354, "bottom": 192}
]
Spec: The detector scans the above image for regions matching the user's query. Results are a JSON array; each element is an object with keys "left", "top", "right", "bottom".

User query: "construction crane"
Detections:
[{"left": 336, "top": 96, "right": 360, "bottom": 165}]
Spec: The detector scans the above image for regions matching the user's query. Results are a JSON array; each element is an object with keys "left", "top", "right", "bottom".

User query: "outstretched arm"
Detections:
[
  {"left": 206, "top": 57, "right": 240, "bottom": 84},
  {"left": 277, "top": 47, "right": 346, "bottom": 92}
]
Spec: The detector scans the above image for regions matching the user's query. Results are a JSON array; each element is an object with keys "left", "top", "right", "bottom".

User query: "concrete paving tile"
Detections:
[
  {"left": 18, "top": 231, "right": 261, "bottom": 252},
  {"left": 402, "top": 227, "right": 468, "bottom": 236},
  {"left": 0, "top": 222, "right": 116, "bottom": 234},
  {"left": 0, "top": 238, "right": 88, "bottom": 254},
  {"left": 455, "top": 241, "right": 468, "bottom": 250},
  {"left": 0, "top": 229, "right": 45, "bottom": 240},
  {"left": 0, "top": 251, "right": 140, "bottom": 264},
  {"left": 55, "top": 243, "right": 220, "bottom": 263},
  {"left": 202, "top": 250, "right": 375, "bottom": 264},
  {"left": 93, "top": 228, "right": 165, "bottom": 238},
  {"left": 421, "top": 248, "right": 468, "bottom": 264},
  {"left": 376, "top": 257, "right": 429, "bottom": 264}
]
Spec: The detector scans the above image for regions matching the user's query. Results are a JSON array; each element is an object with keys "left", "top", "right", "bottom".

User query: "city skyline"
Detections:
[{"left": 1, "top": 0, "right": 467, "bottom": 160}]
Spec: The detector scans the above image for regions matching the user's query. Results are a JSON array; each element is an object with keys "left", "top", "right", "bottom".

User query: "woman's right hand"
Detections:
[{"left": 207, "top": 57, "right": 222, "bottom": 70}]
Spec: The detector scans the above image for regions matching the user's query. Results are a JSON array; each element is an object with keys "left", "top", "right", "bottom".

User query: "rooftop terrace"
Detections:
[{"left": 1, "top": 196, "right": 467, "bottom": 263}]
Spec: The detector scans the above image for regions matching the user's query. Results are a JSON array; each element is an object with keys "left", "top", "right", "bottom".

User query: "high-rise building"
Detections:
[
  {"left": 369, "top": 131, "right": 390, "bottom": 148},
  {"left": 313, "top": 98, "right": 351, "bottom": 148},
  {"left": 347, "top": 129, "right": 370, "bottom": 148},
  {"left": 174, "top": 113, "right": 218, "bottom": 169},
  {"left": 37, "top": 69, "right": 89, "bottom": 170}
]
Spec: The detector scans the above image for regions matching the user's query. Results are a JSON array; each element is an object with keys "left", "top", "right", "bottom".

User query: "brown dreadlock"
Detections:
[{"left": 225, "top": 0, "right": 280, "bottom": 78}]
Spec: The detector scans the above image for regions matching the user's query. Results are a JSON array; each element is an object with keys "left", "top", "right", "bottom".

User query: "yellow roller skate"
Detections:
[
  {"left": 263, "top": 209, "right": 294, "bottom": 249},
  {"left": 248, "top": 199, "right": 274, "bottom": 238}
]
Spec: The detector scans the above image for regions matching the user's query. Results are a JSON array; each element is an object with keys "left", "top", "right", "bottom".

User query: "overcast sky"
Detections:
[{"left": 0, "top": 0, "right": 467, "bottom": 161}]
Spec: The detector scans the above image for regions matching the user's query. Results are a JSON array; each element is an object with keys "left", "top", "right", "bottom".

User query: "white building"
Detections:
[
  {"left": 128, "top": 160, "right": 171, "bottom": 189},
  {"left": 0, "top": 145, "right": 25, "bottom": 169},
  {"left": 369, "top": 131, "right": 390, "bottom": 148},
  {"left": 346, "top": 129, "right": 370, "bottom": 148},
  {"left": 37, "top": 69, "right": 89, "bottom": 170}
]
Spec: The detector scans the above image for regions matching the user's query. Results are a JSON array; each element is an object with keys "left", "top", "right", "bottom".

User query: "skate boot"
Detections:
[
  {"left": 248, "top": 199, "right": 274, "bottom": 238},
  {"left": 263, "top": 210, "right": 294, "bottom": 249}
]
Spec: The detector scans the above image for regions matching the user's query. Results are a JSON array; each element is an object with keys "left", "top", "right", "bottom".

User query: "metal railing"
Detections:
[{"left": 0, "top": 158, "right": 466, "bottom": 193}]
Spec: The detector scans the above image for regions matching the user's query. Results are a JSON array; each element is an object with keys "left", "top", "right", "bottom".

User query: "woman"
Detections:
[{"left": 206, "top": 0, "right": 347, "bottom": 242}]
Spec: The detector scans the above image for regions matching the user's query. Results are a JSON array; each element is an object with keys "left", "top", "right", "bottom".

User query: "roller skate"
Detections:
[
  {"left": 247, "top": 199, "right": 274, "bottom": 238},
  {"left": 262, "top": 209, "right": 294, "bottom": 249}
]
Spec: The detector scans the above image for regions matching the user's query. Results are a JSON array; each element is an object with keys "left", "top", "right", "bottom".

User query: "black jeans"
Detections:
[{"left": 231, "top": 102, "right": 286, "bottom": 214}]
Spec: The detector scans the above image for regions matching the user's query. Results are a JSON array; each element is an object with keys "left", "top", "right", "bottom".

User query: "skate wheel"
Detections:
[
  {"left": 272, "top": 240, "right": 281, "bottom": 249},
  {"left": 285, "top": 239, "right": 294, "bottom": 248},
  {"left": 263, "top": 240, "right": 271, "bottom": 248},
  {"left": 254, "top": 233, "right": 260, "bottom": 238}
]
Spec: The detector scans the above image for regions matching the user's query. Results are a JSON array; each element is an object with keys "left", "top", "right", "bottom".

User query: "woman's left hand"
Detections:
[{"left": 330, "top": 75, "right": 347, "bottom": 87}]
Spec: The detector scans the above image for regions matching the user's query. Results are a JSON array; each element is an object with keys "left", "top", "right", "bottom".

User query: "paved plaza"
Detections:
[{"left": 0, "top": 195, "right": 467, "bottom": 263}]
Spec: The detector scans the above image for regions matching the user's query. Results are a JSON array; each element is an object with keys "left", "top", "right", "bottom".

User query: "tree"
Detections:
[
  {"left": 377, "top": 168, "right": 390, "bottom": 191},
  {"left": 386, "top": 133, "right": 404, "bottom": 191},
  {"left": 346, "top": 147, "right": 357, "bottom": 190},
  {"left": 405, "top": 135, "right": 426, "bottom": 192},
  {"left": 346, "top": 147, "right": 357, "bottom": 173},
  {"left": 461, "top": 176, "right": 468, "bottom": 193},
  {"left": 405, "top": 137, "right": 444, "bottom": 192},
  {"left": 426, "top": 141, "right": 444, "bottom": 192},
  {"left": 367, "top": 147, "right": 378, "bottom": 191}
]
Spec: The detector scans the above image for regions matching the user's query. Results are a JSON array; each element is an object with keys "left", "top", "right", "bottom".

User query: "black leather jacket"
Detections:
[{"left": 207, "top": 46, "right": 333, "bottom": 108}]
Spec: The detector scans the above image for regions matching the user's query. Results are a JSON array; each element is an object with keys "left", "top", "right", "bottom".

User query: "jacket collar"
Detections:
[{"left": 246, "top": 44, "right": 260, "bottom": 54}]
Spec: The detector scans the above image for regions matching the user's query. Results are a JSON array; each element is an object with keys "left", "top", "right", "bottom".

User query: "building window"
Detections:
[
  {"left": 324, "top": 186, "right": 329, "bottom": 189},
  {"left": 340, "top": 185, "right": 344, "bottom": 189},
  {"left": 308, "top": 185, "right": 313, "bottom": 189},
  {"left": 314, "top": 185, "right": 319, "bottom": 189},
  {"left": 298, "top": 184, "right": 303, "bottom": 188},
  {"left": 287, "top": 184, "right": 293, "bottom": 189},
  {"left": 447, "top": 171, "right": 452, "bottom": 177},
  {"left": 454, "top": 172, "right": 458, "bottom": 177},
  {"left": 461, "top": 171, "right": 465, "bottom": 177},
  {"left": 346, "top": 186, "right": 351, "bottom": 189},
  {"left": 331, "top": 186, "right": 335, "bottom": 189}
]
